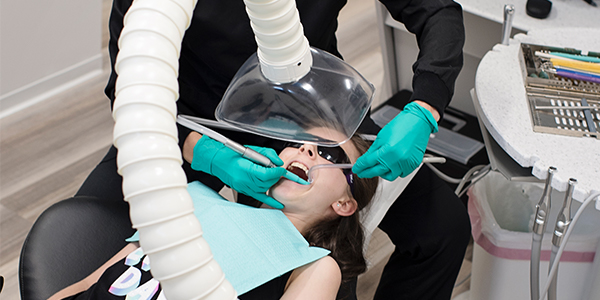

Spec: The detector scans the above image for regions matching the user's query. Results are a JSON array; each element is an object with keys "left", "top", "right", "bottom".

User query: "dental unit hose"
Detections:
[
  {"left": 530, "top": 166, "right": 556, "bottom": 300},
  {"left": 306, "top": 157, "right": 445, "bottom": 183},
  {"left": 539, "top": 191, "right": 600, "bottom": 300},
  {"left": 547, "top": 178, "right": 577, "bottom": 300}
]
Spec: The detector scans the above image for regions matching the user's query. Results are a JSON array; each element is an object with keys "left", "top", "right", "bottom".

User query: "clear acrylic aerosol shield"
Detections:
[{"left": 215, "top": 47, "right": 375, "bottom": 146}]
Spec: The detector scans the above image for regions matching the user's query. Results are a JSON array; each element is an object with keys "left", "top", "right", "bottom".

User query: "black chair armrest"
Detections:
[{"left": 19, "top": 196, "right": 134, "bottom": 300}]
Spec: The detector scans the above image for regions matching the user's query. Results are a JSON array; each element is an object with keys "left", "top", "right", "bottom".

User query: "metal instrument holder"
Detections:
[
  {"left": 470, "top": 89, "right": 539, "bottom": 182},
  {"left": 519, "top": 43, "right": 600, "bottom": 139}
]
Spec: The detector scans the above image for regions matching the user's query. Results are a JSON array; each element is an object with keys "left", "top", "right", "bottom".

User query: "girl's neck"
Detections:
[
  {"left": 282, "top": 211, "right": 314, "bottom": 236},
  {"left": 260, "top": 204, "right": 323, "bottom": 235}
]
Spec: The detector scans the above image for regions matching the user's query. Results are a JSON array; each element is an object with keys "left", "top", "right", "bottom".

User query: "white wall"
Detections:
[{"left": 0, "top": 0, "right": 103, "bottom": 116}]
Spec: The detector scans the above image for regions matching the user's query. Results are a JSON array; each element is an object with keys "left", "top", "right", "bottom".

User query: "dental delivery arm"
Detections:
[{"left": 179, "top": 116, "right": 307, "bottom": 209}]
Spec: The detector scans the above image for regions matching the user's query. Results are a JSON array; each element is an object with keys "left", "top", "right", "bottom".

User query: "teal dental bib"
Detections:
[{"left": 127, "top": 181, "right": 330, "bottom": 295}]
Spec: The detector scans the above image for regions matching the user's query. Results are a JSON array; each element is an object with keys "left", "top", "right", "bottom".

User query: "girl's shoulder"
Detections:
[
  {"left": 304, "top": 255, "right": 341, "bottom": 275},
  {"left": 283, "top": 256, "right": 342, "bottom": 299}
]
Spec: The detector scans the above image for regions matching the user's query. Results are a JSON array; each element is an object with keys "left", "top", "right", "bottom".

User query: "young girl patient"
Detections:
[{"left": 49, "top": 130, "right": 378, "bottom": 300}]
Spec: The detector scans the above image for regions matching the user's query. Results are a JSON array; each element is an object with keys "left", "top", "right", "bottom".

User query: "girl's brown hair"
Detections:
[{"left": 302, "top": 135, "right": 378, "bottom": 281}]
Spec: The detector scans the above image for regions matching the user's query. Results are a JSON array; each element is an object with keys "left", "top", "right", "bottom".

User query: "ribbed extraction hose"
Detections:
[
  {"left": 113, "top": 0, "right": 310, "bottom": 298},
  {"left": 113, "top": 0, "right": 236, "bottom": 298},
  {"left": 245, "top": 0, "right": 312, "bottom": 83}
]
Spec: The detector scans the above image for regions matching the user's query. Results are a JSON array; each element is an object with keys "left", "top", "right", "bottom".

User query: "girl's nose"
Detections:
[{"left": 299, "top": 144, "right": 317, "bottom": 159}]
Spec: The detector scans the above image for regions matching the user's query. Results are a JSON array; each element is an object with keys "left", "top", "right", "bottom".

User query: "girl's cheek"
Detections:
[{"left": 317, "top": 169, "right": 346, "bottom": 194}]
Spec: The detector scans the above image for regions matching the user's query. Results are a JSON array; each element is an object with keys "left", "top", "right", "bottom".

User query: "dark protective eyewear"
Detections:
[
  {"left": 283, "top": 142, "right": 351, "bottom": 164},
  {"left": 283, "top": 142, "right": 354, "bottom": 196}
]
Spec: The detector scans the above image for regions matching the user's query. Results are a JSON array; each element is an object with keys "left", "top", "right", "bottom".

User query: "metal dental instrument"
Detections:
[
  {"left": 580, "top": 98, "right": 598, "bottom": 133},
  {"left": 530, "top": 166, "right": 556, "bottom": 300},
  {"left": 548, "top": 178, "right": 577, "bottom": 300},
  {"left": 177, "top": 115, "right": 309, "bottom": 185},
  {"left": 534, "top": 106, "right": 596, "bottom": 110},
  {"left": 306, "top": 157, "right": 446, "bottom": 183},
  {"left": 307, "top": 164, "right": 354, "bottom": 183},
  {"left": 178, "top": 114, "right": 448, "bottom": 185},
  {"left": 501, "top": 4, "right": 515, "bottom": 45}
]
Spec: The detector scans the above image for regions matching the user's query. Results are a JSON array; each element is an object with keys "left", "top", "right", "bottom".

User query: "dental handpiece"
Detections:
[
  {"left": 177, "top": 115, "right": 275, "bottom": 167},
  {"left": 176, "top": 115, "right": 307, "bottom": 184},
  {"left": 552, "top": 178, "right": 577, "bottom": 249},
  {"left": 530, "top": 166, "right": 556, "bottom": 300},
  {"left": 533, "top": 167, "right": 557, "bottom": 235}
]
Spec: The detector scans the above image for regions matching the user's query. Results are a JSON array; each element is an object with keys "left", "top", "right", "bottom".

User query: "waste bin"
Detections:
[{"left": 467, "top": 171, "right": 600, "bottom": 300}]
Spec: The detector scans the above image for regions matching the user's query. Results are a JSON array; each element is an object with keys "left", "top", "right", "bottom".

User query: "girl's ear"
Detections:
[{"left": 332, "top": 199, "right": 357, "bottom": 217}]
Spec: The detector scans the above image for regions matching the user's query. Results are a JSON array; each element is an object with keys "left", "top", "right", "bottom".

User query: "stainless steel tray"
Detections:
[{"left": 520, "top": 43, "right": 600, "bottom": 139}]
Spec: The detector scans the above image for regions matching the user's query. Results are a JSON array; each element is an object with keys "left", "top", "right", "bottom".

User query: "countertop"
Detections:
[{"left": 475, "top": 27, "right": 600, "bottom": 208}]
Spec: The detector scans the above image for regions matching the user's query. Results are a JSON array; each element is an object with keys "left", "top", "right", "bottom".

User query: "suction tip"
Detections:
[{"left": 284, "top": 170, "right": 310, "bottom": 185}]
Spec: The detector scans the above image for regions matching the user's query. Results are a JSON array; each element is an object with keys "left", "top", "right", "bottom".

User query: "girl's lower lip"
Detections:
[{"left": 283, "top": 177, "right": 309, "bottom": 187}]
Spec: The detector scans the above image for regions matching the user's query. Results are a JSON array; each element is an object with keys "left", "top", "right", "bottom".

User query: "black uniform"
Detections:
[{"left": 78, "top": 0, "right": 470, "bottom": 299}]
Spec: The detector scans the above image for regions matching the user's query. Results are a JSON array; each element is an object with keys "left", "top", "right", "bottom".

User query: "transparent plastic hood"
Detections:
[{"left": 215, "top": 47, "right": 375, "bottom": 146}]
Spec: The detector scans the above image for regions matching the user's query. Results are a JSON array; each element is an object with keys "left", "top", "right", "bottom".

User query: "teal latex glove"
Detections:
[
  {"left": 353, "top": 102, "right": 439, "bottom": 181},
  {"left": 191, "top": 136, "right": 291, "bottom": 209}
]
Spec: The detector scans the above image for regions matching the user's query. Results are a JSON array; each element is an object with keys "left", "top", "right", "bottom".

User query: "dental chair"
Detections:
[
  {"left": 18, "top": 196, "right": 134, "bottom": 300},
  {"left": 18, "top": 169, "right": 419, "bottom": 300}
]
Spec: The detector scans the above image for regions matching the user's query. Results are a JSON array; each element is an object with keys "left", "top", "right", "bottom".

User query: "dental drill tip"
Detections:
[{"left": 284, "top": 170, "right": 310, "bottom": 185}]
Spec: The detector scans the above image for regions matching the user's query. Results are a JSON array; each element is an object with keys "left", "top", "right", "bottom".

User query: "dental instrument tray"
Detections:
[{"left": 519, "top": 43, "right": 600, "bottom": 139}]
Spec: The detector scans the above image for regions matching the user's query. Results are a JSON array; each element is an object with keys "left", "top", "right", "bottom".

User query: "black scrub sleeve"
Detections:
[
  {"left": 104, "top": 0, "right": 133, "bottom": 108},
  {"left": 379, "top": 0, "right": 465, "bottom": 117},
  {"left": 104, "top": 0, "right": 194, "bottom": 151}
]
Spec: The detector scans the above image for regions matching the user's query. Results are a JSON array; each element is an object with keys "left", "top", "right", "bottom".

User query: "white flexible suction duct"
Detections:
[
  {"left": 113, "top": 0, "right": 309, "bottom": 298},
  {"left": 245, "top": 0, "right": 312, "bottom": 83},
  {"left": 113, "top": 0, "right": 236, "bottom": 298}
]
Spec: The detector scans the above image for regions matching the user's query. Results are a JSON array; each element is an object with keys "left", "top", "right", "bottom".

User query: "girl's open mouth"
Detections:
[{"left": 287, "top": 162, "right": 309, "bottom": 181}]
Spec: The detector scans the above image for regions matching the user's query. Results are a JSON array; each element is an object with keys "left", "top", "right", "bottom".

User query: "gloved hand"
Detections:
[
  {"left": 353, "top": 101, "right": 439, "bottom": 181},
  {"left": 191, "top": 135, "right": 287, "bottom": 209}
]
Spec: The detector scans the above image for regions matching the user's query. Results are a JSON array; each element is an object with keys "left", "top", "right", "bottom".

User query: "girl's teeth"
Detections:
[{"left": 288, "top": 162, "right": 308, "bottom": 174}]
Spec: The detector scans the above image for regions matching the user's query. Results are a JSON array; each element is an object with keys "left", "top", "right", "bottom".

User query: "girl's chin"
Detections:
[{"left": 271, "top": 179, "right": 309, "bottom": 201}]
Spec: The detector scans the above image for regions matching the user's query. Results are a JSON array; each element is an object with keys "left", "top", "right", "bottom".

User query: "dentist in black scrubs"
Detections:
[{"left": 78, "top": 0, "right": 470, "bottom": 299}]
